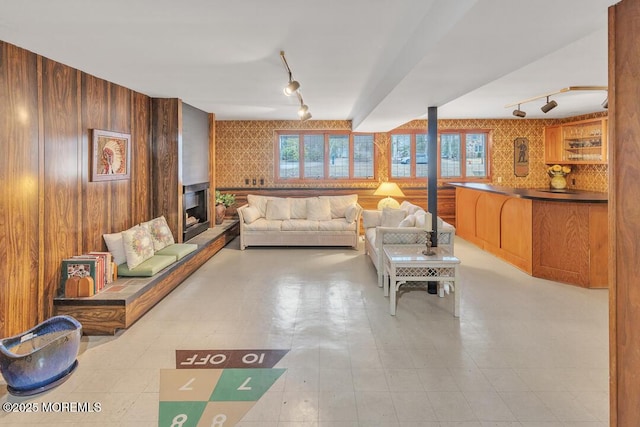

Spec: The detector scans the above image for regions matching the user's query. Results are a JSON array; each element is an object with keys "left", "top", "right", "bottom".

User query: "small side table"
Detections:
[{"left": 383, "top": 245, "right": 461, "bottom": 316}]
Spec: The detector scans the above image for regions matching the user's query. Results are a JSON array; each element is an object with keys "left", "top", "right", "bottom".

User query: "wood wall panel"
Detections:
[
  {"left": 42, "top": 58, "right": 81, "bottom": 321},
  {"left": 151, "top": 98, "right": 183, "bottom": 242},
  {"left": 588, "top": 204, "right": 608, "bottom": 287},
  {"left": 609, "top": 1, "right": 640, "bottom": 424},
  {"left": 0, "top": 42, "right": 40, "bottom": 335},
  {"left": 0, "top": 40, "right": 154, "bottom": 337},
  {"left": 109, "top": 83, "right": 132, "bottom": 236},
  {"left": 132, "top": 92, "right": 152, "bottom": 225},
  {"left": 81, "top": 74, "right": 110, "bottom": 251}
]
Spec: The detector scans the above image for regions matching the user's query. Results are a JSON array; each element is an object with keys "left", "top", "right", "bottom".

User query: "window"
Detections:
[
  {"left": 390, "top": 129, "right": 490, "bottom": 180},
  {"left": 276, "top": 131, "right": 375, "bottom": 181}
]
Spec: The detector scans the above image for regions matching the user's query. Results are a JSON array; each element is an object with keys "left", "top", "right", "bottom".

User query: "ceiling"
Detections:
[{"left": 0, "top": 0, "right": 615, "bottom": 132}]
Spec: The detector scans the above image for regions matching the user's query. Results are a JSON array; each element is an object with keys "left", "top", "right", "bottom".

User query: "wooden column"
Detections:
[{"left": 609, "top": 0, "right": 640, "bottom": 425}]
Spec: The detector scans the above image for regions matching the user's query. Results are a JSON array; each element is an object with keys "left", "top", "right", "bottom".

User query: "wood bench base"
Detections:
[{"left": 54, "top": 221, "right": 239, "bottom": 335}]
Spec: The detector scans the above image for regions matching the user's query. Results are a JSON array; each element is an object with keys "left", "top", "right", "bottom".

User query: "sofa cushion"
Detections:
[
  {"left": 381, "top": 208, "right": 406, "bottom": 227},
  {"left": 288, "top": 197, "right": 309, "bottom": 219},
  {"left": 155, "top": 243, "right": 197, "bottom": 260},
  {"left": 122, "top": 225, "right": 155, "bottom": 269},
  {"left": 320, "top": 194, "right": 358, "bottom": 218},
  {"left": 243, "top": 218, "right": 283, "bottom": 231},
  {"left": 365, "top": 228, "right": 377, "bottom": 247},
  {"left": 318, "top": 218, "right": 358, "bottom": 231},
  {"left": 117, "top": 255, "right": 176, "bottom": 277},
  {"left": 266, "top": 198, "right": 291, "bottom": 220},
  {"left": 307, "top": 198, "right": 332, "bottom": 221},
  {"left": 242, "top": 206, "right": 262, "bottom": 224},
  {"left": 362, "top": 210, "right": 381, "bottom": 229},
  {"left": 281, "top": 219, "right": 319, "bottom": 231},
  {"left": 141, "top": 216, "right": 175, "bottom": 251},
  {"left": 415, "top": 210, "right": 433, "bottom": 230},
  {"left": 247, "top": 194, "right": 272, "bottom": 217},
  {"left": 345, "top": 204, "right": 360, "bottom": 223},
  {"left": 103, "top": 232, "right": 126, "bottom": 265}
]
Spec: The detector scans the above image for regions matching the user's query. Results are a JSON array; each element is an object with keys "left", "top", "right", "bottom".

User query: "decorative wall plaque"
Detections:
[{"left": 514, "top": 137, "right": 529, "bottom": 177}]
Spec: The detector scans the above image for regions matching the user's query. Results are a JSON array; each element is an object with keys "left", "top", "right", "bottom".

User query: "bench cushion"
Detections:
[
  {"left": 155, "top": 243, "right": 198, "bottom": 260},
  {"left": 117, "top": 255, "right": 176, "bottom": 277}
]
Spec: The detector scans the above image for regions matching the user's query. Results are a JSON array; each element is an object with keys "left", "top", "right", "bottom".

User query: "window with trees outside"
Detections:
[
  {"left": 390, "top": 130, "right": 490, "bottom": 180},
  {"left": 276, "top": 131, "right": 375, "bottom": 181}
]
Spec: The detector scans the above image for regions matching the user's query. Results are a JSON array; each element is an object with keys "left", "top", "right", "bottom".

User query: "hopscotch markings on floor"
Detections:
[{"left": 159, "top": 349, "right": 289, "bottom": 427}]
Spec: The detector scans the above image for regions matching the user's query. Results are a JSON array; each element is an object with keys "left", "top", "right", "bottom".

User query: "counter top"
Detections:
[{"left": 448, "top": 182, "right": 608, "bottom": 203}]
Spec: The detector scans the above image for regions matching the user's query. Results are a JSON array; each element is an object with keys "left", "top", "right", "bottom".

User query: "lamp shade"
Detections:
[
  {"left": 374, "top": 182, "right": 405, "bottom": 197},
  {"left": 374, "top": 182, "right": 405, "bottom": 210}
]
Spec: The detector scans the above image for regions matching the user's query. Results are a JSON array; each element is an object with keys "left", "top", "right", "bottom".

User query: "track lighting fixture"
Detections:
[
  {"left": 512, "top": 105, "right": 526, "bottom": 118},
  {"left": 280, "top": 50, "right": 312, "bottom": 120},
  {"left": 506, "top": 86, "right": 608, "bottom": 116},
  {"left": 541, "top": 96, "right": 558, "bottom": 113}
]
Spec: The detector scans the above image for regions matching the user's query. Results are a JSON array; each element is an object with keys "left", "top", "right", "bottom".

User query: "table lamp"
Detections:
[{"left": 374, "top": 182, "right": 405, "bottom": 210}]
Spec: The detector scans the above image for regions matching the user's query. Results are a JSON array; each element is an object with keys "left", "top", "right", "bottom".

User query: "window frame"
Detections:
[
  {"left": 389, "top": 128, "right": 492, "bottom": 182},
  {"left": 274, "top": 130, "right": 377, "bottom": 183}
]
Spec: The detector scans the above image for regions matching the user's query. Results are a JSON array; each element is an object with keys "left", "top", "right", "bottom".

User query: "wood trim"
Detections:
[{"left": 608, "top": 4, "right": 617, "bottom": 425}]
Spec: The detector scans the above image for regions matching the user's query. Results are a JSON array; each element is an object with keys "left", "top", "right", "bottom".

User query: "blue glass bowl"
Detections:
[{"left": 0, "top": 315, "right": 82, "bottom": 396}]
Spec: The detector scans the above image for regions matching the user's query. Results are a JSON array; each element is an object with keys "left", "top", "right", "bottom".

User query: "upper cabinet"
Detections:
[{"left": 544, "top": 118, "right": 608, "bottom": 164}]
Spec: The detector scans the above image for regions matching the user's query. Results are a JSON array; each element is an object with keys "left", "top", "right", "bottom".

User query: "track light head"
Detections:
[
  {"left": 512, "top": 105, "right": 526, "bottom": 118},
  {"left": 283, "top": 80, "right": 300, "bottom": 96},
  {"left": 298, "top": 104, "right": 309, "bottom": 117},
  {"left": 602, "top": 97, "right": 608, "bottom": 109},
  {"left": 300, "top": 111, "right": 312, "bottom": 121},
  {"left": 541, "top": 97, "right": 558, "bottom": 113}
]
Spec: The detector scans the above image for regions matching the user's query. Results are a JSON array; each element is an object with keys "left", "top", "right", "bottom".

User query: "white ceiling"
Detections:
[{"left": 0, "top": 0, "right": 615, "bottom": 132}]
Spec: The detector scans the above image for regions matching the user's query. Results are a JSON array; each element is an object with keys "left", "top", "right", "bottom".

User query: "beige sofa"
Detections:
[
  {"left": 237, "top": 194, "right": 363, "bottom": 250},
  {"left": 363, "top": 201, "right": 455, "bottom": 287}
]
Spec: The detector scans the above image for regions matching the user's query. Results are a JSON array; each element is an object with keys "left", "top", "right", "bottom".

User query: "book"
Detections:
[
  {"left": 60, "top": 258, "right": 97, "bottom": 294},
  {"left": 89, "top": 251, "right": 113, "bottom": 286}
]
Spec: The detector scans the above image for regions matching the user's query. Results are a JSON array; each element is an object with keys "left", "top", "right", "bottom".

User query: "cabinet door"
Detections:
[{"left": 544, "top": 125, "right": 563, "bottom": 163}]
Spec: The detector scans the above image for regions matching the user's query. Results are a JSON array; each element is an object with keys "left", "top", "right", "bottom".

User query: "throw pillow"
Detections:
[
  {"left": 103, "top": 232, "right": 126, "bottom": 265},
  {"left": 288, "top": 198, "right": 308, "bottom": 219},
  {"left": 344, "top": 204, "right": 359, "bottom": 223},
  {"left": 141, "top": 216, "right": 175, "bottom": 251},
  {"left": 320, "top": 194, "right": 358, "bottom": 218},
  {"left": 121, "top": 225, "right": 155, "bottom": 269},
  {"left": 381, "top": 208, "right": 406, "bottom": 227},
  {"left": 242, "top": 206, "right": 261, "bottom": 224},
  {"left": 247, "top": 194, "right": 271, "bottom": 217},
  {"left": 266, "top": 198, "right": 291, "bottom": 220},
  {"left": 415, "top": 210, "right": 433, "bottom": 231},
  {"left": 362, "top": 210, "right": 381, "bottom": 229},
  {"left": 306, "top": 198, "right": 332, "bottom": 221},
  {"left": 400, "top": 200, "right": 422, "bottom": 215},
  {"left": 398, "top": 213, "right": 416, "bottom": 227}
]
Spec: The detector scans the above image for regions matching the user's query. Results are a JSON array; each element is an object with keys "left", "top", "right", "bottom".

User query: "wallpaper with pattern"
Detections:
[{"left": 215, "top": 113, "right": 608, "bottom": 192}]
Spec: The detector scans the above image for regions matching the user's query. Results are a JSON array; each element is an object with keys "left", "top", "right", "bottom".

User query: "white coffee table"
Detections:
[{"left": 383, "top": 245, "right": 461, "bottom": 316}]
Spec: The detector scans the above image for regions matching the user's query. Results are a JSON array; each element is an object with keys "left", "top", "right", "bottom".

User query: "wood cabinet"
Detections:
[
  {"left": 455, "top": 186, "right": 608, "bottom": 288},
  {"left": 544, "top": 117, "right": 608, "bottom": 164}
]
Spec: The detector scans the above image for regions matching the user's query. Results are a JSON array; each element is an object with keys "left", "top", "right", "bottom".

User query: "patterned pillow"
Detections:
[
  {"left": 122, "top": 225, "right": 155, "bottom": 269},
  {"left": 141, "top": 216, "right": 175, "bottom": 250}
]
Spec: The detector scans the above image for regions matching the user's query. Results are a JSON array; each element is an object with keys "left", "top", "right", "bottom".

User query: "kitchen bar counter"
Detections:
[
  {"left": 448, "top": 182, "right": 608, "bottom": 203},
  {"left": 450, "top": 183, "right": 608, "bottom": 288}
]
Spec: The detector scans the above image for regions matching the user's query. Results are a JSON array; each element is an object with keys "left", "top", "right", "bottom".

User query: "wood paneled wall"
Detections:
[
  {"left": 609, "top": 1, "right": 640, "bottom": 424},
  {"left": 0, "top": 40, "right": 152, "bottom": 337}
]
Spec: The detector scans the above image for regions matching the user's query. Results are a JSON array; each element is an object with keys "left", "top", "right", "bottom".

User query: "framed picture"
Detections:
[
  {"left": 91, "top": 129, "right": 131, "bottom": 181},
  {"left": 514, "top": 137, "right": 529, "bottom": 177}
]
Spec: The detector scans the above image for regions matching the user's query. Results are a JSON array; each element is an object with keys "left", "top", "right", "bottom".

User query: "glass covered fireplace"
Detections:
[{"left": 183, "top": 182, "right": 210, "bottom": 241}]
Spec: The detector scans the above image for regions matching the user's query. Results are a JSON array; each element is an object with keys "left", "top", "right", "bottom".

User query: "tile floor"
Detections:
[{"left": 0, "top": 236, "right": 609, "bottom": 426}]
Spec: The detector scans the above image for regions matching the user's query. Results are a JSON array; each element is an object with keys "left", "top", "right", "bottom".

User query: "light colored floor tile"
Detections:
[{"left": 6, "top": 237, "right": 609, "bottom": 425}]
